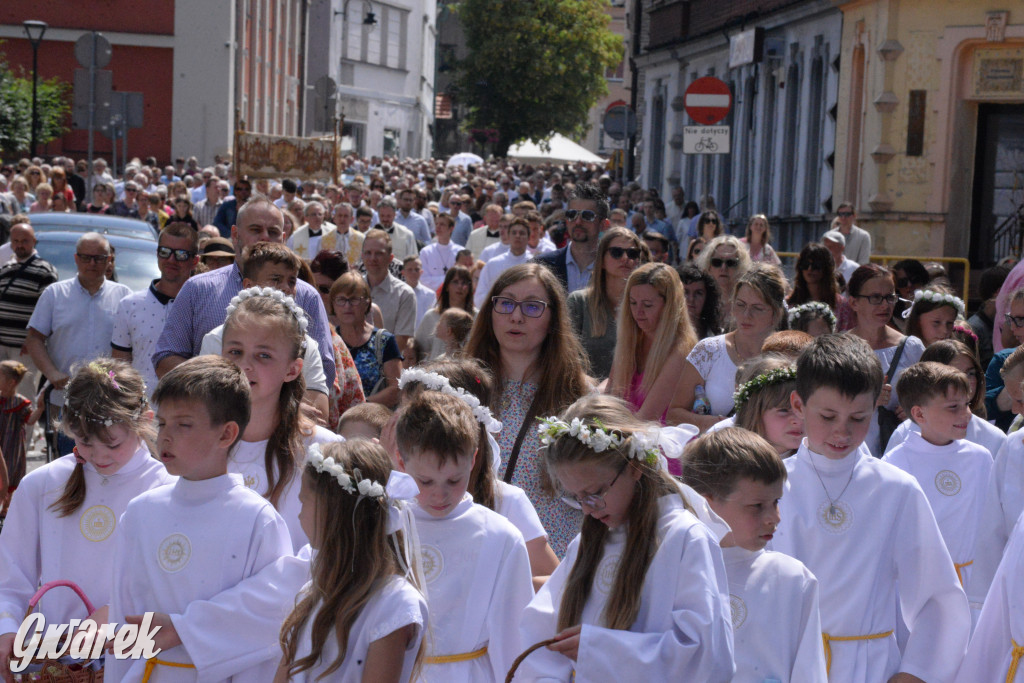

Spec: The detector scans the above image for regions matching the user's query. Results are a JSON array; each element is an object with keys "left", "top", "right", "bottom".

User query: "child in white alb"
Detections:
[
  {"left": 883, "top": 362, "right": 992, "bottom": 618},
  {"left": 395, "top": 389, "right": 534, "bottom": 682},
  {"left": 107, "top": 357, "right": 293, "bottom": 682},
  {"left": 276, "top": 440, "right": 426, "bottom": 682},
  {"left": 774, "top": 335, "right": 970, "bottom": 681},
  {"left": 683, "top": 427, "right": 826, "bottom": 682},
  {"left": 517, "top": 395, "right": 734, "bottom": 682}
]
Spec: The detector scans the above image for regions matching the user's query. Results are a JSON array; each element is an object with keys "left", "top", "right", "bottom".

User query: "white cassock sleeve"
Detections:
[
  {"left": 894, "top": 481, "right": 972, "bottom": 681},
  {"left": 167, "top": 512, "right": 294, "bottom": 681},
  {"left": 517, "top": 539, "right": 577, "bottom": 683},
  {"left": 0, "top": 477, "right": 43, "bottom": 635},
  {"left": 573, "top": 526, "right": 733, "bottom": 683},
  {"left": 955, "top": 512, "right": 1024, "bottom": 682},
  {"left": 171, "top": 547, "right": 311, "bottom": 681},
  {"left": 485, "top": 534, "right": 534, "bottom": 681}
]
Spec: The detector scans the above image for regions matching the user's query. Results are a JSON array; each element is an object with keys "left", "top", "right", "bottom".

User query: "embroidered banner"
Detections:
[{"left": 235, "top": 132, "right": 338, "bottom": 180}]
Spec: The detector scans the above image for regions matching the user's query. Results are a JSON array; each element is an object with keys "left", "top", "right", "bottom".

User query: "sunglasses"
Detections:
[
  {"left": 564, "top": 209, "right": 598, "bottom": 222},
  {"left": 802, "top": 262, "right": 825, "bottom": 271},
  {"left": 837, "top": 211, "right": 854, "bottom": 217},
  {"left": 492, "top": 296, "right": 548, "bottom": 318},
  {"left": 608, "top": 246, "right": 642, "bottom": 260},
  {"left": 710, "top": 258, "right": 739, "bottom": 269},
  {"left": 701, "top": 218, "right": 719, "bottom": 224},
  {"left": 157, "top": 246, "right": 196, "bottom": 261}
]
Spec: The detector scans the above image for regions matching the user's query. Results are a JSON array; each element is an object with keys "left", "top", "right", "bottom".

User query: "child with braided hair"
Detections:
[{"left": 0, "top": 359, "right": 173, "bottom": 674}]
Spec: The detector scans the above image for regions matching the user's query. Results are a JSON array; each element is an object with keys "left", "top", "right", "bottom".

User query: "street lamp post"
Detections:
[{"left": 23, "top": 20, "right": 48, "bottom": 158}]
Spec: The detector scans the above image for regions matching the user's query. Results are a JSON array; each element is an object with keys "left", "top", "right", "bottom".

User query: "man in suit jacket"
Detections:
[
  {"left": 532, "top": 182, "right": 608, "bottom": 294},
  {"left": 212, "top": 178, "right": 252, "bottom": 237}
]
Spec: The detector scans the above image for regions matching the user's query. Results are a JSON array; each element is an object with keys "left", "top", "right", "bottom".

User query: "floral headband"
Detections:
[
  {"left": 306, "top": 444, "right": 418, "bottom": 534},
  {"left": 397, "top": 368, "right": 502, "bottom": 434},
  {"left": 787, "top": 301, "right": 836, "bottom": 330},
  {"left": 953, "top": 323, "right": 978, "bottom": 343},
  {"left": 906, "top": 289, "right": 965, "bottom": 318},
  {"left": 537, "top": 416, "right": 661, "bottom": 466},
  {"left": 226, "top": 286, "right": 309, "bottom": 336},
  {"left": 733, "top": 366, "right": 798, "bottom": 409},
  {"left": 66, "top": 362, "right": 147, "bottom": 428}
]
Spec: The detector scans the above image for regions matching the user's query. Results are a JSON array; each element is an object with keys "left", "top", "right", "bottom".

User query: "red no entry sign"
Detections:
[{"left": 684, "top": 77, "right": 732, "bottom": 126}]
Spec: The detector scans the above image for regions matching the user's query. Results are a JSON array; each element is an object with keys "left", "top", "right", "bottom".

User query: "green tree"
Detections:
[
  {"left": 455, "top": 0, "right": 622, "bottom": 157},
  {"left": 0, "top": 49, "right": 70, "bottom": 157}
]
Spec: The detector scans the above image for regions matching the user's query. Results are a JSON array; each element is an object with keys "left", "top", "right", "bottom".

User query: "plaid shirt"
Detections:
[{"left": 152, "top": 263, "right": 336, "bottom": 386}]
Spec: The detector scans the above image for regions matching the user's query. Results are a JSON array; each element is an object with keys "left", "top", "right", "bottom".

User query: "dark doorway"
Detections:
[{"left": 970, "top": 103, "right": 1024, "bottom": 267}]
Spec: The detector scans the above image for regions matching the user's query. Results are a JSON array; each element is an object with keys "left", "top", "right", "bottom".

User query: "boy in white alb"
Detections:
[
  {"left": 883, "top": 362, "right": 992, "bottom": 617},
  {"left": 682, "top": 427, "right": 827, "bottom": 682},
  {"left": 774, "top": 335, "right": 970, "bottom": 682},
  {"left": 107, "top": 357, "right": 293, "bottom": 682},
  {"left": 395, "top": 390, "right": 533, "bottom": 682}
]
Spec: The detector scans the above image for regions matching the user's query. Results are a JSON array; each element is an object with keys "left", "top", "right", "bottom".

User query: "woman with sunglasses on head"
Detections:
[
  {"left": 741, "top": 214, "right": 782, "bottom": 265},
  {"left": 568, "top": 228, "right": 650, "bottom": 381},
  {"left": 466, "top": 263, "right": 590, "bottom": 558},
  {"left": 677, "top": 264, "right": 722, "bottom": 340},
  {"left": 696, "top": 234, "right": 752, "bottom": 330},
  {"left": 674, "top": 264, "right": 788, "bottom": 433},
  {"left": 787, "top": 242, "right": 840, "bottom": 310},
  {"left": 414, "top": 264, "right": 476, "bottom": 361},
  {"left": 847, "top": 264, "right": 925, "bottom": 455}
]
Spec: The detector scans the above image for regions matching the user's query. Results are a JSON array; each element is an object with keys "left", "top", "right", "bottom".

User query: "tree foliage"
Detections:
[
  {"left": 0, "top": 48, "right": 71, "bottom": 157},
  {"left": 455, "top": 0, "right": 622, "bottom": 157}
]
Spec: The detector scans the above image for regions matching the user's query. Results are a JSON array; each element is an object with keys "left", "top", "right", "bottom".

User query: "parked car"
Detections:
[
  {"left": 35, "top": 231, "right": 160, "bottom": 293},
  {"left": 28, "top": 212, "right": 158, "bottom": 240}
]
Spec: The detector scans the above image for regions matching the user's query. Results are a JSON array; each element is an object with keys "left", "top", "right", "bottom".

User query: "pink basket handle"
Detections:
[{"left": 24, "top": 580, "right": 96, "bottom": 619}]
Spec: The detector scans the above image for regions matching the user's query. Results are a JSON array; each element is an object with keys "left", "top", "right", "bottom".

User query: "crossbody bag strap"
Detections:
[
  {"left": 885, "top": 336, "right": 909, "bottom": 382},
  {"left": 503, "top": 396, "right": 541, "bottom": 484}
]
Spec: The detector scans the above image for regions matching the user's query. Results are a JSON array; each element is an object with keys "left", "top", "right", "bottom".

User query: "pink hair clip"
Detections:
[{"left": 108, "top": 371, "right": 120, "bottom": 390}]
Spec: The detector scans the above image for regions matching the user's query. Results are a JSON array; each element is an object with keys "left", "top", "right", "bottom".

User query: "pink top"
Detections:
[{"left": 626, "top": 372, "right": 681, "bottom": 476}]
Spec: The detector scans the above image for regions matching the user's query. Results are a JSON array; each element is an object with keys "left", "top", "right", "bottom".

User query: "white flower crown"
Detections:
[
  {"left": 911, "top": 289, "right": 964, "bottom": 316},
  {"left": 397, "top": 368, "right": 503, "bottom": 434},
  {"left": 307, "top": 443, "right": 385, "bottom": 498},
  {"left": 226, "top": 286, "right": 310, "bottom": 336},
  {"left": 787, "top": 301, "right": 836, "bottom": 329},
  {"left": 537, "top": 416, "right": 660, "bottom": 465}
]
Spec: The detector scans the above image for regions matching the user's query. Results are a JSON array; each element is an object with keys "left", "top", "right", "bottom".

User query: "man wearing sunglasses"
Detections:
[
  {"left": 828, "top": 201, "right": 872, "bottom": 267},
  {"left": 533, "top": 183, "right": 609, "bottom": 293},
  {"left": 111, "top": 223, "right": 199, "bottom": 398},
  {"left": 26, "top": 233, "right": 132, "bottom": 455}
]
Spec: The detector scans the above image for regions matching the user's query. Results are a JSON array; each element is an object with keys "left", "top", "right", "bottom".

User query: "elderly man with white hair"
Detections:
[{"left": 286, "top": 200, "right": 337, "bottom": 260}]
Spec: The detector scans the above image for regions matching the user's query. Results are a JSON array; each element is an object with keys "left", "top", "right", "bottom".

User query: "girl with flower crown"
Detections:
[
  {"left": 733, "top": 355, "right": 804, "bottom": 457},
  {"left": 0, "top": 359, "right": 174, "bottom": 673},
  {"left": 276, "top": 440, "right": 426, "bottom": 682},
  {"left": 518, "top": 394, "right": 733, "bottom": 682},
  {"left": 221, "top": 287, "right": 344, "bottom": 552},
  {"left": 904, "top": 286, "right": 965, "bottom": 348}
]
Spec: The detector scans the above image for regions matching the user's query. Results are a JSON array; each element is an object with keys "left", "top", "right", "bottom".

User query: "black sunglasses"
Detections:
[
  {"left": 157, "top": 246, "right": 196, "bottom": 261},
  {"left": 608, "top": 246, "right": 642, "bottom": 260},
  {"left": 710, "top": 258, "right": 739, "bottom": 268},
  {"left": 564, "top": 209, "right": 597, "bottom": 222}
]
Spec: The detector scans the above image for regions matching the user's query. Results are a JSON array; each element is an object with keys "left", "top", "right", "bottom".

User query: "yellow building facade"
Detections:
[{"left": 834, "top": 1, "right": 1024, "bottom": 273}]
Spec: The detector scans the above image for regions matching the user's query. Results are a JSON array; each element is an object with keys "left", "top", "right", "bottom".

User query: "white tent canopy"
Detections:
[{"left": 507, "top": 133, "right": 606, "bottom": 165}]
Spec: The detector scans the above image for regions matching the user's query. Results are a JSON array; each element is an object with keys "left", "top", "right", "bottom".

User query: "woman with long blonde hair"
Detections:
[{"left": 608, "top": 263, "right": 698, "bottom": 426}]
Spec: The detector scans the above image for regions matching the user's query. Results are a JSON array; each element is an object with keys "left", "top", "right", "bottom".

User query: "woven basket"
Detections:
[
  {"left": 505, "top": 638, "right": 557, "bottom": 682},
  {"left": 11, "top": 580, "right": 104, "bottom": 683}
]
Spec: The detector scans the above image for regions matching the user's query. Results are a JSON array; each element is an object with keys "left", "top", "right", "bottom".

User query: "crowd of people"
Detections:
[{"left": 0, "top": 150, "right": 1021, "bottom": 681}]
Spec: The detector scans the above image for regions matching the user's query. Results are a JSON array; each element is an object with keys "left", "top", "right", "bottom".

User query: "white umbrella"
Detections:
[
  {"left": 446, "top": 152, "right": 484, "bottom": 168},
  {"left": 507, "top": 133, "right": 606, "bottom": 165}
]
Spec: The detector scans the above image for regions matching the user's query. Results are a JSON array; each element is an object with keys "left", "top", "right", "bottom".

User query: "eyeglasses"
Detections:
[
  {"left": 125, "top": 188, "right": 137, "bottom": 193},
  {"left": 837, "top": 211, "right": 855, "bottom": 217},
  {"left": 564, "top": 209, "right": 598, "bottom": 223},
  {"left": 449, "top": 201, "right": 462, "bottom": 206},
  {"left": 157, "top": 247, "right": 196, "bottom": 261},
  {"left": 491, "top": 296, "right": 548, "bottom": 318},
  {"left": 333, "top": 296, "right": 367, "bottom": 308},
  {"left": 854, "top": 293, "right": 898, "bottom": 306},
  {"left": 76, "top": 253, "right": 109, "bottom": 264},
  {"left": 608, "top": 246, "right": 642, "bottom": 260},
  {"left": 1006, "top": 313, "right": 1024, "bottom": 329},
  {"left": 28, "top": 170, "right": 41, "bottom": 176},
  {"left": 710, "top": 258, "right": 739, "bottom": 269},
  {"left": 560, "top": 461, "right": 628, "bottom": 511}
]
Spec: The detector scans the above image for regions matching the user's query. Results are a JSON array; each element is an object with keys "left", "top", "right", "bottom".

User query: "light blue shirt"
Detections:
[
  {"left": 28, "top": 276, "right": 132, "bottom": 405},
  {"left": 396, "top": 210, "right": 431, "bottom": 243},
  {"left": 564, "top": 244, "right": 595, "bottom": 294},
  {"left": 452, "top": 212, "right": 474, "bottom": 246}
]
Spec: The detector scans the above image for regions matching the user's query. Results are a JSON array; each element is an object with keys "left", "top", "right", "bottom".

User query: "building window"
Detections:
[
  {"left": 384, "top": 128, "right": 401, "bottom": 155},
  {"left": 344, "top": 3, "right": 409, "bottom": 70},
  {"left": 805, "top": 49, "right": 825, "bottom": 214}
]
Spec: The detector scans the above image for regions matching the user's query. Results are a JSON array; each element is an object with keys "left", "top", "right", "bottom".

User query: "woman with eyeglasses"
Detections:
[
  {"left": 847, "top": 264, "right": 925, "bottom": 455},
  {"left": 333, "top": 271, "right": 402, "bottom": 409},
  {"left": 696, "top": 235, "right": 752, "bottom": 330},
  {"left": 568, "top": 228, "right": 650, "bottom": 380},
  {"left": 674, "top": 265, "right": 787, "bottom": 434},
  {"left": 741, "top": 214, "right": 782, "bottom": 265},
  {"left": 607, "top": 264, "right": 698, "bottom": 445},
  {"left": 414, "top": 264, "right": 476, "bottom": 361},
  {"left": 787, "top": 242, "right": 840, "bottom": 310},
  {"left": 466, "top": 263, "right": 590, "bottom": 557}
]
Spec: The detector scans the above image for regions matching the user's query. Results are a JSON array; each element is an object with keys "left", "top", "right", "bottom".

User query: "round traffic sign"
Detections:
[
  {"left": 684, "top": 77, "right": 732, "bottom": 126},
  {"left": 74, "top": 33, "right": 112, "bottom": 69},
  {"left": 602, "top": 104, "right": 636, "bottom": 141}
]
